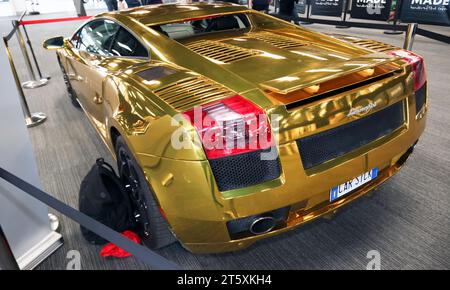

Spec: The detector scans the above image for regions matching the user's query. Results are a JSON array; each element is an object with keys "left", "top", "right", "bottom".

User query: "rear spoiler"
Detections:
[{"left": 260, "top": 53, "right": 401, "bottom": 94}]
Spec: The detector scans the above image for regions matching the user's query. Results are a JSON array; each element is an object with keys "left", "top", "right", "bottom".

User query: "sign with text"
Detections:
[
  {"left": 400, "top": 0, "right": 450, "bottom": 26},
  {"left": 350, "top": 0, "right": 393, "bottom": 21},
  {"left": 311, "top": 0, "right": 344, "bottom": 17}
]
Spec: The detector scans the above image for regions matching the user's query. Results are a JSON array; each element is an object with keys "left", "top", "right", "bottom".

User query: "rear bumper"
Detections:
[
  {"left": 139, "top": 94, "right": 427, "bottom": 253},
  {"left": 183, "top": 142, "right": 417, "bottom": 253}
]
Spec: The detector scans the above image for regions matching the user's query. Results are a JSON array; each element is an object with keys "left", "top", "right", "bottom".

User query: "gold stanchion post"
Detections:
[
  {"left": 3, "top": 36, "right": 47, "bottom": 127},
  {"left": 13, "top": 20, "right": 48, "bottom": 89},
  {"left": 403, "top": 23, "right": 418, "bottom": 51}
]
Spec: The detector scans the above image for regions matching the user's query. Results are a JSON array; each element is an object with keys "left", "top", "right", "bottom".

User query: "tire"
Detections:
[
  {"left": 115, "top": 136, "right": 176, "bottom": 249},
  {"left": 57, "top": 56, "right": 80, "bottom": 108}
]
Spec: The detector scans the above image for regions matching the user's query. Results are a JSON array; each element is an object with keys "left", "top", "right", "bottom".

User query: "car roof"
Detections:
[{"left": 102, "top": 2, "right": 250, "bottom": 26}]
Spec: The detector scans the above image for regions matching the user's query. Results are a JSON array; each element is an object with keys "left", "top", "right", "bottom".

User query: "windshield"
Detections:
[{"left": 150, "top": 13, "right": 251, "bottom": 40}]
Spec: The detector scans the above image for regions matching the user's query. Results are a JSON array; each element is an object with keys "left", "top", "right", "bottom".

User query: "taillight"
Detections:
[
  {"left": 183, "top": 95, "right": 272, "bottom": 159},
  {"left": 388, "top": 50, "right": 426, "bottom": 91}
]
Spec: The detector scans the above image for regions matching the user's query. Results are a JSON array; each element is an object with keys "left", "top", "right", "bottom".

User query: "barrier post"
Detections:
[
  {"left": 336, "top": 0, "right": 351, "bottom": 29},
  {"left": 0, "top": 226, "right": 20, "bottom": 270},
  {"left": 403, "top": 23, "right": 418, "bottom": 50},
  {"left": 301, "top": 0, "right": 313, "bottom": 25},
  {"left": 22, "top": 24, "right": 50, "bottom": 81},
  {"left": 13, "top": 20, "right": 48, "bottom": 89},
  {"left": 3, "top": 36, "right": 47, "bottom": 127}
]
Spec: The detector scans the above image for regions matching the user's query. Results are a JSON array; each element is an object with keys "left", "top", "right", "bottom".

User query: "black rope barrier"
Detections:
[
  {"left": 0, "top": 167, "right": 181, "bottom": 270},
  {"left": 4, "top": 24, "right": 18, "bottom": 42}
]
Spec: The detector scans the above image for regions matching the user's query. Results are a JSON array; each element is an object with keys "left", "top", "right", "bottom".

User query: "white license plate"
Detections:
[{"left": 330, "top": 168, "right": 378, "bottom": 202}]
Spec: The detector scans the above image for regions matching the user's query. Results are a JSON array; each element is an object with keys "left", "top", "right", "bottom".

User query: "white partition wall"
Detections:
[
  {"left": 0, "top": 34, "right": 63, "bottom": 269},
  {"left": 0, "top": 0, "right": 108, "bottom": 17}
]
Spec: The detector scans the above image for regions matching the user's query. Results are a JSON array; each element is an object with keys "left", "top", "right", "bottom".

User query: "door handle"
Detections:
[{"left": 93, "top": 93, "right": 103, "bottom": 104}]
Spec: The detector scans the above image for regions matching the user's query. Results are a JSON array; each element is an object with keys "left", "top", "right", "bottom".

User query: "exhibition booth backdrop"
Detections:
[{"left": 279, "top": 0, "right": 450, "bottom": 44}]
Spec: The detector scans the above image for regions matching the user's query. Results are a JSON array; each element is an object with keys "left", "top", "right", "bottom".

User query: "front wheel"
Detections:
[{"left": 115, "top": 136, "right": 176, "bottom": 249}]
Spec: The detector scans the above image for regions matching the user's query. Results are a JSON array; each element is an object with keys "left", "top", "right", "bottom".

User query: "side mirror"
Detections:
[{"left": 43, "top": 36, "right": 65, "bottom": 50}]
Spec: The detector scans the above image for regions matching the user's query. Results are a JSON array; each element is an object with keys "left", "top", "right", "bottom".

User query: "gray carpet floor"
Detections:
[{"left": 0, "top": 10, "right": 449, "bottom": 270}]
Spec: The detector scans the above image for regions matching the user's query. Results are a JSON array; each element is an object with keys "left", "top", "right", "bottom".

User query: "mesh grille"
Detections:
[
  {"left": 297, "top": 102, "right": 404, "bottom": 169},
  {"left": 346, "top": 38, "right": 398, "bottom": 52},
  {"left": 208, "top": 147, "right": 281, "bottom": 192},
  {"left": 415, "top": 83, "right": 426, "bottom": 114},
  {"left": 186, "top": 40, "right": 260, "bottom": 63},
  {"left": 153, "top": 76, "right": 234, "bottom": 111},
  {"left": 248, "top": 32, "right": 308, "bottom": 49}
]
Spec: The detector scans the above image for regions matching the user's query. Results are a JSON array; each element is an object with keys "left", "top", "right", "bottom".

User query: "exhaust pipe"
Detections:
[{"left": 249, "top": 216, "right": 276, "bottom": 235}]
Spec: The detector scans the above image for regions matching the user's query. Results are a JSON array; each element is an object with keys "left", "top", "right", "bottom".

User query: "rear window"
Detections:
[{"left": 151, "top": 13, "right": 251, "bottom": 40}]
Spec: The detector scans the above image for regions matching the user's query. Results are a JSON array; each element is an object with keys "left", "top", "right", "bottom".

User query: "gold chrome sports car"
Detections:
[{"left": 44, "top": 3, "right": 427, "bottom": 253}]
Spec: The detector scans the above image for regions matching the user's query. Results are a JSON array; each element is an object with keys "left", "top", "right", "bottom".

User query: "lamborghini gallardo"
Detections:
[{"left": 44, "top": 3, "right": 427, "bottom": 253}]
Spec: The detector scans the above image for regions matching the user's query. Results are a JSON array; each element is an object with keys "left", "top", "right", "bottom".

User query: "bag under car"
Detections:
[{"left": 79, "top": 158, "right": 136, "bottom": 245}]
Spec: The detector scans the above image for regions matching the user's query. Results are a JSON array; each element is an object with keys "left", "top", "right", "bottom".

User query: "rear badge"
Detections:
[
  {"left": 347, "top": 102, "right": 377, "bottom": 117},
  {"left": 330, "top": 168, "right": 378, "bottom": 202}
]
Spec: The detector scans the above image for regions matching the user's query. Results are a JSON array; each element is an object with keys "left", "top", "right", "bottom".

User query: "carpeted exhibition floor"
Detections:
[{"left": 0, "top": 9, "right": 449, "bottom": 270}]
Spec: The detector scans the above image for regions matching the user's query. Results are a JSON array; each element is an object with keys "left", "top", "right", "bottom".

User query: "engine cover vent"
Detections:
[
  {"left": 153, "top": 76, "right": 234, "bottom": 111},
  {"left": 186, "top": 40, "right": 260, "bottom": 63},
  {"left": 248, "top": 32, "right": 308, "bottom": 49},
  {"left": 344, "top": 37, "right": 397, "bottom": 52}
]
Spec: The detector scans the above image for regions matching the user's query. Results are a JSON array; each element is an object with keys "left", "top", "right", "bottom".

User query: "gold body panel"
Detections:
[{"left": 47, "top": 3, "right": 427, "bottom": 253}]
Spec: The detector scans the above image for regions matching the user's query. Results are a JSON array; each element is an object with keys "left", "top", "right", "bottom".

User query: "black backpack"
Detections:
[{"left": 79, "top": 158, "right": 136, "bottom": 245}]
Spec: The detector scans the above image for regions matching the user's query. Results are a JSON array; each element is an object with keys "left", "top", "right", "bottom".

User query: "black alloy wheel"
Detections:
[{"left": 115, "top": 136, "right": 176, "bottom": 249}]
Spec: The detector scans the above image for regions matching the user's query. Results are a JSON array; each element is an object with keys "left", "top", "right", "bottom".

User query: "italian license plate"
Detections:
[{"left": 330, "top": 168, "right": 378, "bottom": 202}]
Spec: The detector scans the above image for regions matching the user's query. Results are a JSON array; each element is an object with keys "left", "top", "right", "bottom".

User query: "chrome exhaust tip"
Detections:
[{"left": 249, "top": 216, "right": 276, "bottom": 235}]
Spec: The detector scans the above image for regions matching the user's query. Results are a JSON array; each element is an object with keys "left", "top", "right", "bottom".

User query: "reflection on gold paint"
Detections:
[
  {"left": 305, "top": 68, "right": 342, "bottom": 73},
  {"left": 357, "top": 68, "right": 375, "bottom": 78},
  {"left": 259, "top": 51, "right": 285, "bottom": 60},
  {"left": 275, "top": 76, "right": 300, "bottom": 82},
  {"left": 130, "top": 10, "right": 151, "bottom": 15},
  {"left": 291, "top": 51, "right": 327, "bottom": 61},
  {"left": 108, "top": 62, "right": 119, "bottom": 68},
  {"left": 304, "top": 85, "right": 320, "bottom": 94},
  {"left": 143, "top": 79, "right": 161, "bottom": 86},
  {"left": 328, "top": 53, "right": 350, "bottom": 60},
  {"left": 205, "top": 57, "right": 225, "bottom": 65}
]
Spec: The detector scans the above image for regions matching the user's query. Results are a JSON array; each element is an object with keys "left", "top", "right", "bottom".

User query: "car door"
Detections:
[{"left": 66, "top": 19, "right": 149, "bottom": 138}]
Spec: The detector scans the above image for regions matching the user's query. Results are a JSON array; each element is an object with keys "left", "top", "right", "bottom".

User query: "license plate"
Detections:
[{"left": 330, "top": 168, "right": 378, "bottom": 202}]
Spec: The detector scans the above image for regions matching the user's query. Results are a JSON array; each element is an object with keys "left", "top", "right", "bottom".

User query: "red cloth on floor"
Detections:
[{"left": 100, "top": 230, "right": 141, "bottom": 258}]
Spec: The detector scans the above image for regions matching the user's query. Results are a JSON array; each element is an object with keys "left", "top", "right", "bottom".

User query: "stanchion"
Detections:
[
  {"left": 0, "top": 226, "right": 20, "bottom": 270},
  {"left": 73, "top": 0, "right": 87, "bottom": 17},
  {"left": 301, "top": 1, "right": 313, "bottom": 25},
  {"left": 13, "top": 20, "right": 48, "bottom": 89},
  {"left": 403, "top": 23, "right": 418, "bottom": 50},
  {"left": 21, "top": 24, "right": 50, "bottom": 81},
  {"left": 336, "top": 0, "right": 350, "bottom": 29},
  {"left": 3, "top": 36, "right": 47, "bottom": 127}
]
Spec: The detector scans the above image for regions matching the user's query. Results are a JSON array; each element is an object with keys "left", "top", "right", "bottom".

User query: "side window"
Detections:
[
  {"left": 78, "top": 20, "right": 120, "bottom": 56},
  {"left": 110, "top": 28, "right": 148, "bottom": 58}
]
